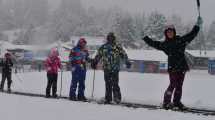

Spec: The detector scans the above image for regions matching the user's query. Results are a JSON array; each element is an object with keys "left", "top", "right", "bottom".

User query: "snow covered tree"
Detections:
[
  {"left": 145, "top": 11, "right": 167, "bottom": 40},
  {"left": 113, "top": 12, "right": 136, "bottom": 42},
  {"left": 23, "top": 0, "right": 49, "bottom": 26},
  {"left": 207, "top": 21, "right": 215, "bottom": 49},
  {"left": 0, "top": 0, "right": 49, "bottom": 28},
  {"left": 51, "top": 0, "right": 86, "bottom": 42}
]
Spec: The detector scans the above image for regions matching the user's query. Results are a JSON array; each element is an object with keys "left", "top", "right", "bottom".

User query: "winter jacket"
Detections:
[
  {"left": 143, "top": 25, "right": 200, "bottom": 72},
  {"left": 45, "top": 56, "right": 61, "bottom": 74},
  {"left": 94, "top": 42, "right": 129, "bottom": 72},
  {"left": 0, "top": 58, "right": 13, "bottom": 73},
  {"left": 69, "top": 46, "right": 91, "bottom": 69}
]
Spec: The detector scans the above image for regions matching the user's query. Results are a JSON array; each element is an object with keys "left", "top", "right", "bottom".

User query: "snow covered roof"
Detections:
[
  {"left": 126, "top": 50, "right": 167, "bottom": 62},
  {"left": 186, "top": 50, "right": 215, "bottom": 58}
]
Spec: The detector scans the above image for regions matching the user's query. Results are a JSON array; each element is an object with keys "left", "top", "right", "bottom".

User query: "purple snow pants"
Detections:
[{"left": 163, "top": 71, "right": 186, "bottom": 104}]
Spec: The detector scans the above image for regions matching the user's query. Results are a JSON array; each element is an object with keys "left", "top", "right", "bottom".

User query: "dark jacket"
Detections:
[
  {"left": 143, "top": 25, "right": 200, "bottom": 72},
  {"left": 0, "top": 58, "right": 13, "bottom": 73}
]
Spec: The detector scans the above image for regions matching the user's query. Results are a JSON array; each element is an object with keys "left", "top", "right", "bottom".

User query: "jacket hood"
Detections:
[{"left": 164, "top": 25, "right": 176, "bottom": 40}]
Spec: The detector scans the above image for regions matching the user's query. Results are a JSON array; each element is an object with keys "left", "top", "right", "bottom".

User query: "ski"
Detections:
[{"left": 1, "top": 90, "right": 215, "bottom": 116}]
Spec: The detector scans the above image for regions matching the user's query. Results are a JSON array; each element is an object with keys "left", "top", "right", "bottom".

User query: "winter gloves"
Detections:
[
  {"left": 196, "top": 16, "right": 203, "bottom": 27},
  {"left": 142, "top": 36, "right": 150, "bottom": 42},
  {"left": 91, "top": 60, "right": 98, "bottom": 69}
]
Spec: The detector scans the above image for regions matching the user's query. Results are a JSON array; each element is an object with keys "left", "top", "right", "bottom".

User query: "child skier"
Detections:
[
  {"left": 45, "top": 48, "right": 61, "bottom": 98},
  {"left": 0, "top": 53, "right": 13, "bottom": 92},
  {"left": 91, "top": 32, "right": 131, "bottom": 104},
  {"left": 69, "top": 38, "right": 91, "bottom": 101},
  {"left": 142, "top": 16, "right": 203, "bottom": 110}
]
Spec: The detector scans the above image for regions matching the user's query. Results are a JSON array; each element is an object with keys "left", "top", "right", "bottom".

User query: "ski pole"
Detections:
[
  {"left": 91, "top": 69, "right": 96, "bottom": 99},
  {"left": 196, "top": 0, "right": 201, "bottom": 17},
  {"left": 13, "top": 73, "right": 25, "bottom": 91},
  {"left": 59, "top": 70, "right": 63, "bottom": 97},
  {"left": 196, "top": 0, "right": 206, "bottom": 55}
]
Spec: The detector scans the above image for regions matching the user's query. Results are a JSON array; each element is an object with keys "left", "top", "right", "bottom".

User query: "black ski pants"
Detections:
[
  {"left": 104, "top": 70, "right": 121, "bottom": 102},
  {"left": 46, "top": 73, "right": 58, "bottom": 96},
  {"left": 0, "top": 72, "right": 12, "bottom": 89},
  {"left": 163, "top": 71, "right": 186, "bottom": 104}
]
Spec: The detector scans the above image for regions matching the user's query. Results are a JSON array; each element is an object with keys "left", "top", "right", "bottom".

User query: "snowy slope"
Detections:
[
  {"left": 0, "top": 70, "right": 215, "bottom": 120},
  {"left": 1, "top": 93, "right": 214, "bottom": 120}
]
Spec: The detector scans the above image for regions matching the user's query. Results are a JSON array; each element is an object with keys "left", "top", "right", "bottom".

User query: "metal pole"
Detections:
[
  {"left": 60, "top": 70, "right": 63, "bottom": 97},
  {"left": 91, "top": 69, "right": 96, "bottom": 99}
]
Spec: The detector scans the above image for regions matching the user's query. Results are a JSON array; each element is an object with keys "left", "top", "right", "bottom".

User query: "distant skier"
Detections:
[
  {"left": 69, "top": 38, "right": 92, "bottom": 101},
  {"left": 142, "top": 16, "right": 203, "bottom": 110},
  {"left": 0, "top": 53, "right": 13, "bottom": 92},
  {"left": 45, "top": 48, "right": 62, "bottom": 98},
  {"left": 91, "top": 32, "right": 131, "bottom": 104}
]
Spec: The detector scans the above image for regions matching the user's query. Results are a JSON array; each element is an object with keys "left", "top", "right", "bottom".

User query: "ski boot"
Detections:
[
  {"left": 52, "top": 94, "right": 58, "bottom": 98},
  {"left": 113, "top": 98, "right": 121, "bottom": 104},
  {"left": 102, "top": 98, "right": 112, "bottom": 104},
  {"left": 7, "top": 88, "right": 11, "bottom": 93},
  {"left": 0, "top": 87, "right": 3, "bottom": 92},
  {"left": 45, "top": 94, "right": 51, "bottom": 98},
  {"left": 77, "top": 95, "right": 87, "bottom": 102},
  {"left": 162, "top": 102, "right": 173, "bottom": 110},
  {"left": 173, "top": 102, "right": 188, "bottom": 111},
  {"left": 69, "top": 96, "right": 77, "bottom": 101}
]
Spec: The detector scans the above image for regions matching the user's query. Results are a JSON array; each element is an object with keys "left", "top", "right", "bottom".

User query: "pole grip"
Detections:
[
  {"left": 197, "top": 0, "right": 201, "bottom": 16},
  {"left": 197, "top": 0, "right": 200, "bottom": 7}
]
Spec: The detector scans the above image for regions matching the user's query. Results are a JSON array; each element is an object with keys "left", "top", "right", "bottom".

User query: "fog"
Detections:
[
  {"left": 0, "top": 0, "right": 213, "bottom": 49},
  {"left": 49, "top": 0, "right": 214, "bottom": 26}
]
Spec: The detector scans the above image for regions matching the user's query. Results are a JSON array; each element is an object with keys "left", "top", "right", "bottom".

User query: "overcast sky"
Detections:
[{"left": 49, "top": 0, "right": 215, "bottom": 27}]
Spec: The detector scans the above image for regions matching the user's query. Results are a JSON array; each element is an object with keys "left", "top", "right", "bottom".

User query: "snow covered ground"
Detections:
[{"left": 0, "top": 70, "right": 215, "bottom": 120}]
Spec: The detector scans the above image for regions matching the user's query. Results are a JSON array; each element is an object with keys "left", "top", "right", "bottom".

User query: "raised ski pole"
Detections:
[
  {"left": 91, "top": 69, "right": 96, "bottom": 99},
  {"left": 197, "top": 0, "right": 200, "bottom": 16},
  {"left": 196, "top": 0, "right": 202, "bottom": 55},
  {"left": 196, "top": 0, "right": 205, "bottom": 55},
  {"left": 196, "top": 0, "right": 207, "bottom": 55}
]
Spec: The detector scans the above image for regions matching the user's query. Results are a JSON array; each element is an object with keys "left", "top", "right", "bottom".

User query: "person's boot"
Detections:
[
  {"left": 162, "top": 102, "right": 173, "bottom": 110},
  {"left": 173, "top": 102, "right": 187, "bottom": 110},
  {"left": 0, "top": 87, "right": 3, "bottom": 92},
  {"left": 7, "top": 81, "right": 12, "bottom": 93},
  {"left": 7, "top": 88, "right": 11, "bottom": 93},
  {"left": 0, "top": 83, "right": 4, "bottom": 92},
  {"left": 113, "top": 97, "right": 121, "bottom": 104},
  {"left": 103, "top": 98, "right": 112, "bottom": 104},
  {"left": 46, "top": 94, "right": 51, "bottom": 98},
  {"left": 77, "top": 95, "right": 87, "bottom": 102},
  {"left": 69, "top": 96, "right": 77, "bottom": 101},
  {"left": 52, "top": 94, "right": 58, "bottom": 98},
  {"left": 46, "top": 89, "right": 51, "bottom": 98}
]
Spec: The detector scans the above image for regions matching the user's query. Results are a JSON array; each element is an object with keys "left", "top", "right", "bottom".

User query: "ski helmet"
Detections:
[
  {"left": 107, "top": 32, "right": 116, "bottom": 43},
  {"left": 78, "top": 38, "right": 87, "bottom": 47}
]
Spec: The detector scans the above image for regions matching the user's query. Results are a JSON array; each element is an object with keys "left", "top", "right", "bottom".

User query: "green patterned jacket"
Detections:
[{"left": 94, "top": 42, "right": 129, "bottom": 72}]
